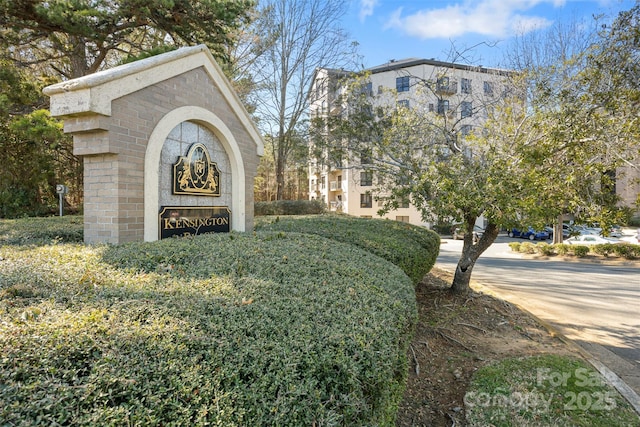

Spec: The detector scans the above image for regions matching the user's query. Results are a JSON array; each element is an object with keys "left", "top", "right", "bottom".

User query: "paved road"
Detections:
[{"left": 436, "top": 236, "right": 640, "bottom": 399}]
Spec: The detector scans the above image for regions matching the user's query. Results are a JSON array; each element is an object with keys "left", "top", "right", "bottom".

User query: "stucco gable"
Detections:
[{"left": 44, "top": 45, "right": 263, "bottom": 156}]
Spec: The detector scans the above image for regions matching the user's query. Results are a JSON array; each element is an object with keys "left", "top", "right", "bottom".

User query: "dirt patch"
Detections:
[{"left": 396, "top": 268, "right": 578, "bottom": 427}]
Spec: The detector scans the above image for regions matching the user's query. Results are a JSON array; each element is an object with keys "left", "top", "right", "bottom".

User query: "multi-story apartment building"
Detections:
[{"left": 308, "top": 58, "right": 512, "bottom": 227}]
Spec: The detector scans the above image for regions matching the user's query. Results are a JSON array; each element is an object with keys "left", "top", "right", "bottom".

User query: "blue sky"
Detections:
[{"left": 343, "top": 0, "right": 636, "bottom": 69}]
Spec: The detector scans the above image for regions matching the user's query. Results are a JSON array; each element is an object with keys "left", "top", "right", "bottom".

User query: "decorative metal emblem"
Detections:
[{"left": 173, "top": 143, "right": 220, "bottom": 196}]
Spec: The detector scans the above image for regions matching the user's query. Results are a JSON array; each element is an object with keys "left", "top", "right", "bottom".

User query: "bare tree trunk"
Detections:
[
  {"left": 451, "top": 220, "right": 499, "bottom": 294},
  {"left": 252, "top": 0, "right": 353, "bottom": 202},
  {"left": 553, "top": 214, "right": 564, "bottom": 244},
  {"left": 276, "top": 134, "right": 286, "bottom": 200},
  {"left": 69, "top": 36, "right": 90, "bottom": 79}
]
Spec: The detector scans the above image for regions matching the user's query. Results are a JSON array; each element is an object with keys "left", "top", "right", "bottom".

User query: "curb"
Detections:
[
  {"left": 470, "top": 280, "right": 640, "bottom": 417},
  {"left": 520, "top": 254, "right": 640, "bottom": 267}
]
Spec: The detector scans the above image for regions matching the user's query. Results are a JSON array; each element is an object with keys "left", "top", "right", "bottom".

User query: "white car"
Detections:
[
  {"left": 607, "top": 226, "right": 623, "bottom": 238},
  {"left": 571, "top": 224, "right": 602, "bottom": 235},
  {"left": 608, "top": 229, "right": 623, "bottom": 238},
  {"left": 565, "top": 235, "right": 621, "bottom": 245}
]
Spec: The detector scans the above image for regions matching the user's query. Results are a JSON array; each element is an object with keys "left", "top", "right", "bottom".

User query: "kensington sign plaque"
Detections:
[{"left": 159, "top": 206, "right": 230, "bottom": 239}]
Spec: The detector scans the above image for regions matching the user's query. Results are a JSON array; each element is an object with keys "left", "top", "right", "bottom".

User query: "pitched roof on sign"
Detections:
[{"left": 44, "top": 44, "right": 263, "bottom": 155}]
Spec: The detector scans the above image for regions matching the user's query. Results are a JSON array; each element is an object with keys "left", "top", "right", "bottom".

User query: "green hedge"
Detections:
[
  {"left": 509, "top": 241, "right": 640, "bottom": 260},
  {"left": 0, "top": 215, "right": 84, "bottom": 245},
  {"left": 571, "top": 245, "right": 590, "bottom": 257},
  {"left": 612, "top": 243, "right": 640, "bottom": 259},
  {"left": 0, "top": 226, "right": 417, "bottom": 425},
  {"left": 254, "top": 200, "right": 326, "bottom": 216},
  {"left": 255, "top": 214, "right": 440, "bottom": 285}
]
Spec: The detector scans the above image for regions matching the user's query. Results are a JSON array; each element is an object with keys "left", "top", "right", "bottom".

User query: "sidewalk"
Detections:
[
  {"left": 469, "top": 261, "right": 640, "bottom": 417},
  {"left": 438, "top": 230, "right": 640, "bottom": 416}
]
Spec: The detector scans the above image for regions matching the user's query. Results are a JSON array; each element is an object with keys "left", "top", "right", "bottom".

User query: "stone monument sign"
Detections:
[{"left": 44, "top": 45, "right": 263, "bottom": 244}]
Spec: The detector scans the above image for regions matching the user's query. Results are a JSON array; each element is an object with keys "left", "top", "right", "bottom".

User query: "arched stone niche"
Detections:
[{"left": 144, "top": 107, "right": 246, "bottom": 241}]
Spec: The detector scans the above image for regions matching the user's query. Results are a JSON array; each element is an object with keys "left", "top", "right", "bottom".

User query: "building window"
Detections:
[
  {"left": 396, "top": 76, "right": 410, "bottom": 92},
  {"left": 437, "top": 99, "right": 450, "bottom": 114},
  {"left": 360, "top": 171, "right": 373, "bottom": 186},
  {"left": 396, "top": 216, "right": 410, "bottom": 223},
  {"left": 461, "top": 78, "right": 472, "bottom": 94},
  {"left": 461, "top": 101, "right": 472, "bottom": 118},
  {"left": 460, "top": 124, "right": 473, "bottom": 137},
  {"left": 429, "top": 103, "right": 434, "bottom": 112},
  {"left": 321, "top": 176, "right": 326, "bottom": 189},
  {"left": 397, "top": 99, "right": 410, "bottom": 108},
  {"left": 484, "top": 81, "right": 494, "bottom": 96},
  {"left": 332, "top": 152, "right": 343, "bottom": 168},
  {"left": 436, "top": 76, "right": 457, "bottom": 94},
  {"left": 360, "top": 82, "right": 373, "bottom": 96},
  {"left": 356, "top": 104, "right": 373, "bottom": 118},
  {"left": 399, "top": 197, "right": 410, "bottom": 208},
  {"left": 436, "top": 76, "right": 448, "bottom": 90},
  {"left": 603, "top": 170, "right": 616, "bottom": 196},
  {"left": 360, "top": 193, "right": 372, "bottom": 208},
  {"left": 360, "top": 149, "right": 372, "bottom": 165},
  {"left": 378, "top": 85, "right": 384, "bottom": 94},
  {"left": 315, "top": 81, "right": 324, "bottom": 100}
]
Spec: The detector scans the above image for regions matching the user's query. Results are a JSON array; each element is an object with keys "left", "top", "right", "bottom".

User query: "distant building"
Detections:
[
  {"left": 307, "top": 58, "right": 512, "bottom": 227},
  {"left": 308, "top": 58, "right": 639, "bottom": 225}
]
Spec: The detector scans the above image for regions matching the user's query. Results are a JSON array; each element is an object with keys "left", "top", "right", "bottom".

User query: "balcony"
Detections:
[
  {"left": 435, "top": 78, "right": 457, "bottom": 95},
  {"left": 329, "top": 181, "right": 341, "bottom": 191},
  {"left": 329, "top": 201, "right": 343, "bottom": 211}
]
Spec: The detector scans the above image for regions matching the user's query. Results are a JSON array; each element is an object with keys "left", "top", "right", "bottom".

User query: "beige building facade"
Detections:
[
  {"left": 308, "top": 58, "right": 511, "bottom": 227},
  {"left": 309, "top": 58, "right": 639, "bottom": 225}
]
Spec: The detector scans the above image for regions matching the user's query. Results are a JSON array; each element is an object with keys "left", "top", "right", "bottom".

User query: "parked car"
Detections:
[
  {"left": 452, "top": 224, "right": 485, "bottom": 242},
  {"left": 562, "top": 223, "right": 578, "bottom": 237},
  {"left": 564, "top": 235, "right": 621, "bottom": 245},
  {"left": 607, "top": 225, "right": 622, "bottom": 238},
  {"left": 544, "top": 225, "right": 570, "bottom": 240},
  {"left": 508, "top": 227, "right": 550, "bottom": 240},
  {"left": 544, "top": 226, "right": 554, "bottom": 239},
  {"left": 571, "top": 224, "right": 602, "bottom": 236}
]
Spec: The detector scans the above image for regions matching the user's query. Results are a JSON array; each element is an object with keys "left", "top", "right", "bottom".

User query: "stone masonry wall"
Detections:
[{"left": 67, "top": 66, "right": 259, "bottom": 243}]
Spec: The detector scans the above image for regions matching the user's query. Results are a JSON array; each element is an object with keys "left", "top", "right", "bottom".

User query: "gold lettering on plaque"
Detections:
[{"left": 159, "top": 206, "right": 231, "bottom": 239}]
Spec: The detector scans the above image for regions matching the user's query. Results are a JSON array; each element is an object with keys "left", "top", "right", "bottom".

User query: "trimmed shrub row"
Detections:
[
  {"left": 254, "top": 200, "right": 326, "bottom": 216},
  {"left": 255, "top": 214, "right": 440, "bottom": 285},
  {"left": 509, "top": 241, "right": 640, "bottom": 259},
  {"left": 0, "top": 215, "right": 84, "bottom": 245},
  {"left": 0, "top": 215, "right": 427, "bottom": 426}
]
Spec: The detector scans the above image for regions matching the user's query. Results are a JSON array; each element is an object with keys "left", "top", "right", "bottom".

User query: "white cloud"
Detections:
[
  {"left": 509, "top": 14, "right": 552, "bottom": 34},
  {"left": 384, "top": 0, "right": 559, "bottom": 39},
  {"left": 359, "top": 0, "right": 379, "bottom": 22}
]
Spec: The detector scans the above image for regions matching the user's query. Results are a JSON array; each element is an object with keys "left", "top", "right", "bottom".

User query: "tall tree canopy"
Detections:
[
  {"left": 0, "top": 61, "right": 79, "bottom": 217},
  {"left": 0, "top": 0, "right": 255, "bottom": 78},
  {"left": 0, "top": 0, "right": 256, "bottom": 217}
]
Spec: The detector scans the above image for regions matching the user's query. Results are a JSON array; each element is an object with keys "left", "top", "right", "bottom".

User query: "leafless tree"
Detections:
[{"left": 250, "top": 0, "right": 357, "bottom": 200}]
